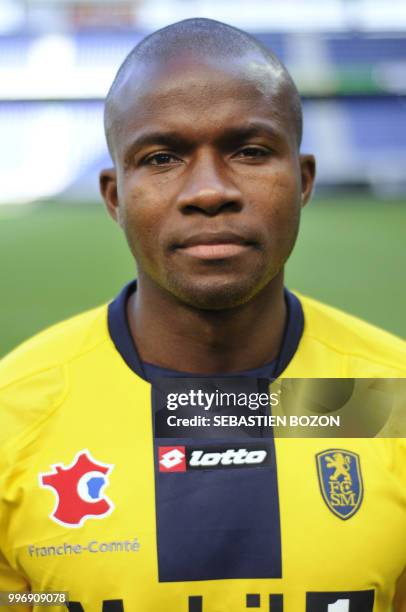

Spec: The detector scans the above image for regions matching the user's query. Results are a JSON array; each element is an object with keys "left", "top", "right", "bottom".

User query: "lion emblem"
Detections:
[
  {"left": 324, "top": 452, "right": 352, "bottom": 482},
  {"left": 316, "top": 449, "right": 362, "bottom": 519}
]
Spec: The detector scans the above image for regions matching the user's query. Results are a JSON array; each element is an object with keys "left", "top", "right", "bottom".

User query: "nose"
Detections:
[{"left": 176, "top": 150, "right": 243, "bottom": 216}]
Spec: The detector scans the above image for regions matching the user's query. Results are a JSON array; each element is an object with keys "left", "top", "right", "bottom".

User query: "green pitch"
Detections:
[{"left": 1, "top": 196, "right": 405, "bottom": 357}]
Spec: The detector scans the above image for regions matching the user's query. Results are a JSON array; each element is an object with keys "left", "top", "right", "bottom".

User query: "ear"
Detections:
[
  {"left": 299, "top": 154, "right": 316, "bottom": 207},
  {"left": 100, "top": 168, "right": 120, "bottom": 224}
]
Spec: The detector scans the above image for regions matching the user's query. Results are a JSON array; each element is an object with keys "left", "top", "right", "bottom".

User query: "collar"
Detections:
[{"left": 107, "top": 280, "right": 304, "bottom": 382}]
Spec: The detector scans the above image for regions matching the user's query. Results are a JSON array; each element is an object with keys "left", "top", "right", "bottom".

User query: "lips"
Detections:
[{"left": 174, "top": 231, "right": 257, "bottom": 260}]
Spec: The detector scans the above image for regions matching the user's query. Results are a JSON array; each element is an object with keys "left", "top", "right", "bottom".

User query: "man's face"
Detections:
[{"left": 101, "top": 55, "right": 315, "bottom": 309}]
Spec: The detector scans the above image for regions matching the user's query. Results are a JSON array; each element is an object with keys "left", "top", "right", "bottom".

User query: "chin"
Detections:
[{"left": 166, "top": 274, "right": 268, "bottom": 311}]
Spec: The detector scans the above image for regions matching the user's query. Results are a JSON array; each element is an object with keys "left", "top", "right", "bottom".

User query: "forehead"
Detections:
[{"left": 109, "top": 55, "right": 294, "bottom": 155}]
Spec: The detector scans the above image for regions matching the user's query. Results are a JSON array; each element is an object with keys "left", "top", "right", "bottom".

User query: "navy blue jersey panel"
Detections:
[
  {"left": 155, "top": 457, "right": 281, "bottom": 582},
  {"left": 152, "top": 377, "right": 281, "bottom": 582}
]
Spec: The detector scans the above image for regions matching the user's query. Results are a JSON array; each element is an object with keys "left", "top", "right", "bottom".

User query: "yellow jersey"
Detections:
[{"left": 0, "top": 282, "right": 405, "bottom": 612}]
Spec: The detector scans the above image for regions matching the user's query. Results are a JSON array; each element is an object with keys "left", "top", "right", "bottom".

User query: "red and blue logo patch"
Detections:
[{"left": 39, "top": 450, "right": 114, "bottom": 527}]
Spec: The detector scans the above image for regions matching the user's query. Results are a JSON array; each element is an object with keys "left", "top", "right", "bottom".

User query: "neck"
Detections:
[{"left": 127, "top": 272, "right": 287, "bottom": 374}]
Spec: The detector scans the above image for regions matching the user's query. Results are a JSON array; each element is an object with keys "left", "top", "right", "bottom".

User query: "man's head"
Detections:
[{"left": 100, "top": 18, "right": 315, "bottom": 310}]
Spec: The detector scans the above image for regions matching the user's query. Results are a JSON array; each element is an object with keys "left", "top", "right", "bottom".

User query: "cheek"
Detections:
[
  {"left": 251, "top": 169, "right": 302, "bottom": 235},
  {"left": 120, "top": 179, "right": 172, "bottom": 263}
]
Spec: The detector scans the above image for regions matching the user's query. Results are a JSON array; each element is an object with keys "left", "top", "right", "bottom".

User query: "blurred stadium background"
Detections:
[{"left": 1, "top": 0, "right": 405, "bottom": 357}]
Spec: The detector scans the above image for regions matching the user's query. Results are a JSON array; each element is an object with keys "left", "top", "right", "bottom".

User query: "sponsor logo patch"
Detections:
[
  {"left": 158, "top": 446, "right": 186, "bottom": 472},
  {"left": 159, "top": 444, "right": 272, "bottom": 472},
  {"left": 316, "top": 449, "right": 363, "bottom": 520},
  {"left": 39, "top": 450, "right": 114, "bottom": 527}
]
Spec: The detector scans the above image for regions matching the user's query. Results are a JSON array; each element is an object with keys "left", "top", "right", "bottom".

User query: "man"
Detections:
[{"left": 0, "top": 18, "right": 405, "bottom": 612}]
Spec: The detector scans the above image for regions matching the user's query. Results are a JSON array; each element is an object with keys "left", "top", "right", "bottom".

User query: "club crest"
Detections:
[{"left": 316, "top": 449, "right": 363, "bottom": 520}]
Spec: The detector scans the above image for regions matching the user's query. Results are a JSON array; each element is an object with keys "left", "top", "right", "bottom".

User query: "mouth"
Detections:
[{"left": 174, "top": 232, "right": 257, "bottom": 260}]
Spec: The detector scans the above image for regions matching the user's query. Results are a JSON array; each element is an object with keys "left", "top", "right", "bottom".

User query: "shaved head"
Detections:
[
  {"left": 104, "top": 18, "right": 303, "bottom": 157},
  {"left": 99, "top": 16, "right": 316, "bottom": 317}
]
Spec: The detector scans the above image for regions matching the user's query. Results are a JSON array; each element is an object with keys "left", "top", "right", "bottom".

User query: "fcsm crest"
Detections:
[{"left": 316, "top": 449, "right": 363, "bottom": 520}]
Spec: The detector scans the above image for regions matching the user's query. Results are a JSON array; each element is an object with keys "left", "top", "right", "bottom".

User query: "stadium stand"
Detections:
[{"left": 1, "top": 8, "right": 405, "bottom": 203}]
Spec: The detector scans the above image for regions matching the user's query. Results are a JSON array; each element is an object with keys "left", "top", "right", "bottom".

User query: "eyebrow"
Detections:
[
  {"left": 219, "top": 121, "right": 285, "bottom": 145},
  {"left": 125, "top": 131, "right": 186, "bottom": 153},
  {"left": 123, "top": 120, "right": 284, "bottom": 157}
]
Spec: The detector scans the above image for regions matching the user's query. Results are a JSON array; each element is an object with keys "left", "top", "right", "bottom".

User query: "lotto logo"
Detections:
[
  {"left": 159, "top": 444, "right": 272, "bottom": 474},
  {"left": 159, "top": 447, "right": 186, "bottom": 472}
]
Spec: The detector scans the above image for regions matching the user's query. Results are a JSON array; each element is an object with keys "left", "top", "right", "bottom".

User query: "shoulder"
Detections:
[
  {"left": 292, "top": 293, "right": 406, "bottom": 376},
  {"left": 0, "top": 304, "right": 110, "bottom": 448},
  {"left": 0, "top": 305, "right": 109, "bottom": 386}
]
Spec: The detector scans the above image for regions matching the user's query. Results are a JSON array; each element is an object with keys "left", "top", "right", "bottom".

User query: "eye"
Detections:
[
  {"left": 142, "top": 152, "right": 181, "bottom": 166},
  {"left": 234, "top": 146, "right": 271, "bottom": 159}
]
